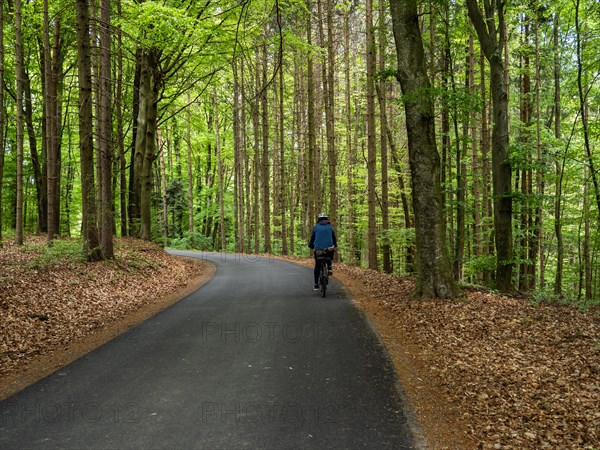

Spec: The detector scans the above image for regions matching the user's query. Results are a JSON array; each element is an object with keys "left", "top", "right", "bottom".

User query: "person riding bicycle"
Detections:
[{"left": 308, "top": 212, "right": 337, "bottom": 290}]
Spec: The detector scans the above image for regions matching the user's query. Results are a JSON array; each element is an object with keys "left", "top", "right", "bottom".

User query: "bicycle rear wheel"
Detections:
[{"left": 319, "top": 262, "right": 328, "bottom": 297}]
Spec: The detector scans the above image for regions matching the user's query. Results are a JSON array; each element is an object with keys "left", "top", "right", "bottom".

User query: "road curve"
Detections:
[{"left": 0, "top": 251, "right": 415, "bottom": 449}]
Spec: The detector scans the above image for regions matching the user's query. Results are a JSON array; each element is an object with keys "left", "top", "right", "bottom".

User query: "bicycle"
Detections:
[{"left": 315, "top": 246, "right": 335, "bottom": 297}]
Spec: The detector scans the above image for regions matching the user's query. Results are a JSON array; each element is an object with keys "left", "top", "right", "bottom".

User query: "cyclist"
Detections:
[{"left": 308, "top": 212, "right": 337, "bottom": 290}]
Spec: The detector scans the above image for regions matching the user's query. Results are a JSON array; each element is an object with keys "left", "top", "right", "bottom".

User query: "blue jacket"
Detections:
[{"left": 308, "top": 220, "right": 337, "bottom": 250}]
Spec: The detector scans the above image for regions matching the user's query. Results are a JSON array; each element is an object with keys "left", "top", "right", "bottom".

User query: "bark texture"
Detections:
[
  {"left": 76, "top": 0, "right": 101, "bottom": 260},
  {"left": 467, "top": 0, "right": 514, "bottom": 292},
  {"left": 389, "top": 0, "right": 460, "bottom": 298}
]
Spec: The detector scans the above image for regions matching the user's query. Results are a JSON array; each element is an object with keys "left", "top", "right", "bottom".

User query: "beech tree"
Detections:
[
  {"left": 466, "top": 0, "right": 514, "bottom": 292},
  {"left": 389, "top": 0, "right": 460, "bottom": 298},
  {"left": 76, "top": 0, "right": 101, "bottom": 260}
]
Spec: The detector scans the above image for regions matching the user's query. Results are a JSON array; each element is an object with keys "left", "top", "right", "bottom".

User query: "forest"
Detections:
[{"left": 1, "top": 0, "right": 599, "bottom": 302}]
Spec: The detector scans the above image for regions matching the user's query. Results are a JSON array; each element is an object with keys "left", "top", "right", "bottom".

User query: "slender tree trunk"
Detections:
[
  {"left": 128, "top": 49, "right": 142, "bottom": 235},
  {"left": 533, "top": 15, "right": 544, "bottom": 290},
  {"left": 306, "top": 2, "right": 316, "bottom": 233},
  {"left": 252, "top": 49, "right": 261, "bottom": 253},
  {"left": 454, "top": 44, "right": 469, "bottom": 281},
  {"left": 344, "top": 9, "right": 356, "bottom": 265},
  {"left": 553, "top": 13, "right": 563, "bottom": 297},
  {"left": 158, "top": 130, "right": 168, "bottom": 246},
  {"left": 366, "top": 0, "right": 378, "bottom": 270},
  {"left": 480, "top": 47, "right": 493, "bottom": 283},
  {"left": 241, "top": 63, "right": 252, "bottom": 251},
  {"left": 390, "top": 0, "right": 461, "bottom": 298},
  {"left": 232, "top": 61, "right": 242, "bottom": 252},
  {"left": 467, "top": 0, "right": 514, "bottom": 292},
  {"left": 15, "top": 0, "right": 25, "bottom": 245},
  {"left": 0, "top": 0, "right": 4, "bottom": 245},
  {"left": 186, "top": 93, "right": 194, "bottom": 240},
  {"left": 23, "top": 70, "right": 47, "bottom": 234},
  {"left": 76, "top": 0, "right": 102, "bottom": 260},
  {"left": 98, "top": 0, "right": 113, "bottom": 257},
  {"left": 389, "top": 133, "right": 414, "bottom": 273},
  {"left": 471, "top": 35, "right": 482, "bottom": 271},
  {"left": 260, "top": 43, "right": 271, "bottom": 253},
  {"left": 117, "top": 0, "right": 127, "bottom": 237},
  {"left": 518, "top": 18, "right": 532, "bottom": 291},
  {"left": 378, "top": 0, "right": 391, "bottom": 273},
  {"left": 279, "top": 57, "right": 288, "bottom": 255},
  {"left": 584, "top": 168, "right": 592, "bottom": 301},
  {"left": 325, "top": 0, "right": 337, "bottom": 234},
  {"left": 215, "top": 91, "right": 226, "bottom": 251},
  {"left": 44, "top": 0, "right": 59, "bottom": 242},
  {"left": 441, "top": 3, "right": 450, "bottom": 236}
]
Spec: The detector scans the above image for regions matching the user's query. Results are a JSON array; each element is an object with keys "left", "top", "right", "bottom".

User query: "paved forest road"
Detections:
[{"left": 1, "top": 252, "right": 415, "bottom": 449}]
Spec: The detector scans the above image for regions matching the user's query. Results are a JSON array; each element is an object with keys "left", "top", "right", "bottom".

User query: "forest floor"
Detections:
[{"left": 1, "top": 241, "right": 599, "bottom": 449}]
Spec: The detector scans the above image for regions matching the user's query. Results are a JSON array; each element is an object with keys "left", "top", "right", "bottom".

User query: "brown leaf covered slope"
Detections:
[
  {"left": 333, "top": 263, "right": 600, "bottom": 450},
  {"left": 0, "top": 237, "right": 209, "bottom": 397}
]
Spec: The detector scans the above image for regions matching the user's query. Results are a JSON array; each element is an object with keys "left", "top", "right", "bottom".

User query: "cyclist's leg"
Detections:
[
  {"left": 313, "top": 256, "right": 320, "bottom": 287},
  {"left": 327, "top": 251, "right": 333, "bottom": 273}
]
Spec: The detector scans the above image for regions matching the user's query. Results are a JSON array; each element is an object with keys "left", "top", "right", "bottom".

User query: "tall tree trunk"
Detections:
[
  {"left": 76, "top": 0, "right": 102, "bottom": 260},
  {"left": 306, "top": 2, "right": 316, "bottom": 234},
  {"left": 471, "top": 34, "right": 482, "bottom": 274},
  {"left": 187, "top": 93, "right": 194, "bottom": 240},
  {"left": 241, "top": 63, "right": 252, "bottom": 251},
  {"left": 344, "top": 9, "right": 356, "bottom": 265},
  {"left": 279, "top": 56, "right": 288, "bottom": 255},
  {"left": 117, "top": 0, "right": 127, "bottom": 237},
  {"left": 232, "top": 61, "right": 242, "bottom": 252},
  {"left": 132, "top": 53, "right": 149, "bottom": 240},
  {"left": 467, "top": 0, "right": 514, "bottom": 292},
  {"left": 553, "top": 13, "right": 563, "bottom": 297},
  {"left": 98, "top": 0, "right": 113, "bottom": 257},
  {"left": 261, "top": 42, "right": 271, "bottom": 253},
  {"left": 366, "top": 0, "right": 378, "bottom": 270},
  {"left": 44, "top": 0, "right": 59, "bottom": 242},
  {"left": 325, "top": 0, "right": 337, "bottom": 235},
  {"left": 128, "top": 49, "right": 142, "bottom": 236},
  {"left": 454, "top": 44, "right": 469, "bottom": 281},
  {"left": 584, "top": 168, "right": 592, "bottom": 301},
  {"left": 480, "top": 47, "right": 493, "bottom": 283},
  {"left": 378, "top": 0, "right": 391, "bottom": 273},
  {"left": 158, "top": 130, "right": 168, "bottom": 246},
  {"left": 390, "top": 0, "right": 461, "bottom": 298},
  {"left": 0, "top": 0, "right": 4, "bottom": 245},
  {"left": 252, "top": 49, "right": 261, "bottom": 253},
  {"left": 15, "top": 0, "right": 25, "bottom": 245},
  {"left": 533, "top": 15, "right": 544, "bottom": 290},
  {"left": 215, "top": 91, "right": 226, "bottom": 251},
  {"left": 517, "top": 17, "right": 531, "bottom": 291},
  {"left": 23, "top": 70, "right": 47, "bottom": 234},
  {"left": 134, "top": 49, "right": 160, "bottom": 241},
  {"left": 389, "top": 132, "right": 414, "bottom": 273}
]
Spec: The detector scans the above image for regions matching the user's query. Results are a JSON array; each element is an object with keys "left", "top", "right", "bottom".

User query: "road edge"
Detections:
[
  {"left": 0, "top": 258, "right": 216, "bottom": 401},
  {"left": 274, "top": 255, "right": 428, "bottom": 449}
]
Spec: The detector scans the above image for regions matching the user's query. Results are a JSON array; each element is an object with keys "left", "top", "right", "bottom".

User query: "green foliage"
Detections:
[
  {"left": 169, "top": 232, "right": 214, "bottom": 251},
  {"left": 464, "top": 254, "right": 497, "bottom": 279}
]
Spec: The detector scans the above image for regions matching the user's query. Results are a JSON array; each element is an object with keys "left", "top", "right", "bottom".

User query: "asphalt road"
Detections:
[{"left": 1, "top": 251, "right": 416, "bottom": 449}]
